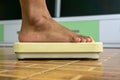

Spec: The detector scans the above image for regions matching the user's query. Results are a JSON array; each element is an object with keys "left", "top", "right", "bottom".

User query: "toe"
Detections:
[
  {"left": 74, "top": 37, "right": 81, "bottom": 42},
  {"left": 86, "top": 36, "right": 93, "bottom": 42},
  {"left": 77, "top": 35, "right": 93, "bottom": 42}
]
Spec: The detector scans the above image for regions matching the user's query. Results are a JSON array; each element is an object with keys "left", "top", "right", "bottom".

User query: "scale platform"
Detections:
[{"left": 14, "top": 42, "right": 103, "bottom": 59}]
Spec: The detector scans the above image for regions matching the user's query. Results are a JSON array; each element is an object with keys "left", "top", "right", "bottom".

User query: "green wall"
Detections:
[
  {"left": 0, "top": 24, "right": 4, "bottom": 42},
  {"left": 0, "top": 24, "right": 4, "bottom": 60},
  {"left": 60, "top": 20, "right": 99, "bottom": 41}
]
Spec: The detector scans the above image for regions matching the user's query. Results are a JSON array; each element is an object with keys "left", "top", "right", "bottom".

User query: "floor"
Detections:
[{"left": 0, "top": 47, "right": 120, "bottom": 80}]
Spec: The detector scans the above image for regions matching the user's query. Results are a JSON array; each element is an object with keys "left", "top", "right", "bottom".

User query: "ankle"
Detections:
[
  {"left": 28, "top": 16, "right": 41, "bottom": 25},
  {"left": 21, "top": 15, "right": 52, "bottom": 32}
]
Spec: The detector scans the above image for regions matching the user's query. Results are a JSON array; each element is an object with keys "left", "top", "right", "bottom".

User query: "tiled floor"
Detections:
[{"left": 0, "top": 47, "right": 120, "bottom": 80}]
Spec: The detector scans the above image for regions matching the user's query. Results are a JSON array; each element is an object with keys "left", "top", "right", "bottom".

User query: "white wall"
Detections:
[{"left": 100, "top": 20, "right": 120, "bottom": 43}]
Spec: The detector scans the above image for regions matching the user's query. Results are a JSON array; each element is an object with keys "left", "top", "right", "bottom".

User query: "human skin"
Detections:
[{"left": 19, "top": 0, "right": 92, "bottom": 42}]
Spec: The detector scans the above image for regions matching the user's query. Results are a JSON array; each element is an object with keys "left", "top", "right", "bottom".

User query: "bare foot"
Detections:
[{"left": 19, "top": 17, "right": 93, "bottom": 42}]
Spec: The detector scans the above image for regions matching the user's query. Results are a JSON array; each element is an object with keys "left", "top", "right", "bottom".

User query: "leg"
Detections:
[{"left": 19, "top": 0, "right": 92, "bottom": 42}]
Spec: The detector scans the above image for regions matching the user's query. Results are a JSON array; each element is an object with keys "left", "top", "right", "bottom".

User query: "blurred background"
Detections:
[{"left": 0, "top": 0, "right": 120, "bottom": 47}]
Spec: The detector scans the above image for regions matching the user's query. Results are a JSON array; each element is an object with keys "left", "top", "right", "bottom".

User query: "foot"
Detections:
[{"left": 19, "top": 17, "right": 93, "bottom": 42}]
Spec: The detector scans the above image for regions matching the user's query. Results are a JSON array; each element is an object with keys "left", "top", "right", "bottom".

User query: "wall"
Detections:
[
  {"left": 0, "top": 19, "right": 99, "bottom": 43},
  {"left": 0, "top": 24, "right": 4, "bottom": 42},
  {"left": 60, "top": 20, "right": 99, "bottom": 41},
  {"left": 0, "top": 15, "right": 120, "bottom": 47}
]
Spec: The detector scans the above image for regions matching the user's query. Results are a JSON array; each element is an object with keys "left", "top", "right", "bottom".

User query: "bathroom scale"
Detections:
[{"left": 14, "top": 42, "right": 103, "bottom": 59}]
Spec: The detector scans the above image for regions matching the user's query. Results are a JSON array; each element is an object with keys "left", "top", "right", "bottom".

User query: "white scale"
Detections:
[{"left": 14, "top": 42, "right": 103, "bottom": 59}]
